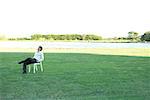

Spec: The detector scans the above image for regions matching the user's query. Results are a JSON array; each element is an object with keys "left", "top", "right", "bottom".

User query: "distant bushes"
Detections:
[
  {"left": 140, "top": 31, "right": 150, "bottom": 41},
  {"left": 8, "top": 38, "right": 31, "bottom": 40},
  {"left": 127, "top": 31, "right": 139, "bottom": 40},
  {"left": 31, "top": 34, "right": 102, "bottom": 41},
  {"left": 2, "top": 31, "right": 150, "bottom": 42}
]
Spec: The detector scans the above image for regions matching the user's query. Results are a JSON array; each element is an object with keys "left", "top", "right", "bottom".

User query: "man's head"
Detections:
[{"left": 38, "top": 46, "right": 43, "bottom": 51}]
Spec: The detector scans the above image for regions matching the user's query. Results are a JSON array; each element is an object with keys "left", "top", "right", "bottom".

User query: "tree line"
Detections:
[
  {"left": 0, "top": 31, "right": 150, "bottom": 42},
  {"left": 28, "top": 34, "right": 102, "bottom": 40},
  {"left": 112, "top": 31, "right": 150, "bottom": 42}
]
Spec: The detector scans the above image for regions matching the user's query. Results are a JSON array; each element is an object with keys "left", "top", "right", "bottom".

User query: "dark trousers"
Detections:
[{"left": 20, "top": 58, "right": 38, "bottom": 73}]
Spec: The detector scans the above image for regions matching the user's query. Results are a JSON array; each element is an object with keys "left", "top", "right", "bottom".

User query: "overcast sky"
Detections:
[{"left": 0, "top": 0, "right": 149, "bottom": 38}]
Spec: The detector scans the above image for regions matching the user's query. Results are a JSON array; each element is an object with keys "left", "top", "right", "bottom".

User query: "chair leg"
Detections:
[
  {"left": 33, "top": 65, "right": 36, "bottom": 73},
  {"left": 40, "top": 63, "right": 43, "bottom": 72},
  {"left": 35, "top": 65, "right": 38, "bottom": 71},
  {"left": 29, "top": 65, "right": 31, "bottom": 72}
]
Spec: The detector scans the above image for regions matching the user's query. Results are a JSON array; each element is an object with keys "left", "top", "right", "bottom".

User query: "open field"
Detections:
[
  {"left": 0, "top": 52, "right": 150, "bottom": 100},
  {"left": 0, "top": 48, "right": 150, "bottom": 57}
]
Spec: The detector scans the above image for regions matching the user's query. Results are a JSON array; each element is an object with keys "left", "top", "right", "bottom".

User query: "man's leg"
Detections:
[
  {"left": 22, "top": 58, "right": 37, "bottom": 74},
  {"left": 18, "top": 58, "right": 32, "bottom": 64},
  {"left": 23, "top": 63, "right": 27, "bottom": 74}
]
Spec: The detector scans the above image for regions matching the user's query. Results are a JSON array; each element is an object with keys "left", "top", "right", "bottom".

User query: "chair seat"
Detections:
[
  {"left": 28, "top": 62, "right": 43, "bottom": 73},
  {"left": 34, "top": 62, "right": 40, "bottom": 65}
]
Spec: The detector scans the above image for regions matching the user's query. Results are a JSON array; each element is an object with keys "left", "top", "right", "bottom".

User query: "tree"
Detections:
[
  {"left": 42, "top": 35, "right": 51, "bottom": 40},
  {"left": 66, "top": 34, "right": 72, "bottom": 40},
  {"left": 58, "top": 35, "right": 66, "bottom": 40},
  {"left": 31, "top": 34, "right": 42, "bottom": 40},
  {"left": 128, "top": 31, "right": 139, "bottom": 40},
  {"left": 85, "top": 35, "right": 102, "bottom": 40},
  {"left": 141, "top": 31, "right": 150, "bottom": 41},
  {"left": 75, "top": 34, "right": 83, "bottom": 40}
]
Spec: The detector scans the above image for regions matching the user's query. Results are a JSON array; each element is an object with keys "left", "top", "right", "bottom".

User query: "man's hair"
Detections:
[{"left": 39, "top": 46, "right": 43, "bottom": 51}]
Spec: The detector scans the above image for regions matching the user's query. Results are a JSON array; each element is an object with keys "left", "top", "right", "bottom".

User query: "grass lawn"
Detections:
[{"left": 0, "top": 53, "right": 150, "bottom": 100}]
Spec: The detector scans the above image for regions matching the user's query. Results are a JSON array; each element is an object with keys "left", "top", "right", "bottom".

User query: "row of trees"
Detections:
[
  {"left": 31, "top": 34, "right": 102, "bottom": 40},
  {"left": 1, "top": 32, "right": 150, "bottom": 41},
  {"left": 112, "top": 31, "right": 150, "bottom": 42},
  {"left": 112, "top": 32, "right": 139, "bottom": 40},
  {"left": 30, "top": 32, "right": 150, "bottom": 41},
  {"left": 128, "top": 31, "right": 139, "bottom": 40},
  {"left": 127, "top": 31, "right": 150, "bottom": 41}
]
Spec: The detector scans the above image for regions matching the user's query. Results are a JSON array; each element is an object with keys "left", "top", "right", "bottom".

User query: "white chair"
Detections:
[{"left": 28, "top": 62, "right": 43, "bottom": 73}]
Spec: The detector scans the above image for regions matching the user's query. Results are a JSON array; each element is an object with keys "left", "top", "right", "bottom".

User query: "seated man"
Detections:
[{"left": 18, "top": 46, "right": 44, "bottom": 74}]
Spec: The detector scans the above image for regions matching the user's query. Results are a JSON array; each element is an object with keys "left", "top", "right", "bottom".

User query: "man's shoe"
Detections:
[
  {"left": 23, "top": 72, "right": 27, "bottom": 74},
  {"left": 18, "top": 61, "right": 24, "bottom": 64},
  {"left": 18, "top": 62, "right": 22, "bottom": 64}
]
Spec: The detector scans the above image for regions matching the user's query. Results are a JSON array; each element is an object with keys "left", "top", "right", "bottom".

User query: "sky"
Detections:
[{"left": 0, "top": 0, "right": 150, "bottom": 38}]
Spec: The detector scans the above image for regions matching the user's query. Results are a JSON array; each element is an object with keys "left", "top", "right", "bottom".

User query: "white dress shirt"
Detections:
[{"left": 33, "top": 51, "right": 44, "bottom": 62}]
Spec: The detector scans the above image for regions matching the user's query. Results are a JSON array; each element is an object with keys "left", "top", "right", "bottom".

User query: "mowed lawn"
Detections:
[{"left": 0, "top": 53, "right": 150, "bottom": 100}]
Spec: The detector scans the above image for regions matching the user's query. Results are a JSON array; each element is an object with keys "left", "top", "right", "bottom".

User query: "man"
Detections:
[{"left": 18, "top": 46, "right": 44, "bottom": 74}]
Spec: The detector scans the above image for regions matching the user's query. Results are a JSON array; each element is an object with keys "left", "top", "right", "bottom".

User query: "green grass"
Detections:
[{"left": 0, "top": 53, "right": 150, "bottom": 100}]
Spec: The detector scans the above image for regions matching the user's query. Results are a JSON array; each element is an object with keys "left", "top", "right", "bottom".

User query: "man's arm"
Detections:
[{"left": 40, "top": 52, "right": 44, "bottom": 62}]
